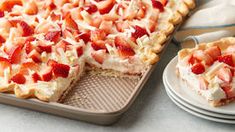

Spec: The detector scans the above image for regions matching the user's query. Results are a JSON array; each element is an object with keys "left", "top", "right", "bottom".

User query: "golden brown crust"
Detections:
[
  {"left": 147, "top": 0, "right": 196, "bottom": 64},
  {"left": 178, "top": 37, "right": 235, "bottom": 61}
]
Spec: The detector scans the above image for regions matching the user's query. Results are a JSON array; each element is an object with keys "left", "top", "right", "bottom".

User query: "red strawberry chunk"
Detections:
[
  {"left": 0, "top": 58, "right": 11, "bottom": 76},
  {"left": 191, "top": 63, "right": 205, "bottom": 75},
  {"left": 114, "top": 36, "right": 131, "bottom": 48},
  {"left": 205, "top": 46, "right": 221, "bottom": 61},
  {"left": 32, "top": 72, "right": 42, "bottom": 83},
  {"left": 159, "top": 0, "right": 168, "bottom": 6},
  {"left": 11, "top": 73, "right": 26, "bottom": 84},
  {"left": 41, "top": 67, "right": 53, "bottom": 82},
  {"left": 188, "top": 55, "right": 200, "bottom": 65},
  {"left": 132, "top": 25, "right": 148, "bottom": 39},
  {"left": 64, "top": 14, "right": 78, "bottom": 30},
  {"left": 117, "top": 46, "right": 135, "bottom": 58},
  {"left": 52, "top": 63, "right": 70, "bottom": 78},
  {"left": 76, "top": 46, "right": 83, "bottom": 57},
  {"left": 0, "top": 0, "right": 23, "bottom": 12},
  {"left": 91, "top": 40, "right": 107, "bottom": 51},
  {"left": 47, "top": 59, "right": 58, "bottom": 66},
  {"left": 28, "top": 50, "right": 41, "bottom": 63},
  {"left": 193, "top": 50, "right": 213, "bottom": 66},
  {"left": 0, "top": 11, "right": 4, "bottom": 18},
  {"left": 19, "top": 62, "right": 39, "bottom": 74},
  {"left": 38, "top": 45, "right": 52, "bottom": 53},
  {"left": 221, "top": 86, "right": 235, "bottom": 99},
  {"left": 44, "top": 31, "right": 61, "bottom": 43},
  {"left": 217, "top": 67, "right": 232, "bottom": 83},
  {"left": 0, "top": 35, "right": 6, "bottom": 43},
  {"left": 151, "top": 0, "right": 164, "bottom": 12},
  {"left": 48, "top": 2, "right": 57, "bottom": 11},
  {"left": 84, "top": 4, "right": 98, "bottom": 14},
  {"left": 25, "top": 41, "right": 34, "bottom": 54},
  {"left": 90, "top": 29, "right": 106, "bottom": 42},
  {"left": 97, "top": 0, "right": 115, "bottom": 14},
  {"left": 76, "top": 32, "right": 90, "bottom": 43},
  {"left": 91, "top": 50, "right": 106, "bottom": 64},
  {"left": 19, "top": 21, "right": 34, "bottom": 37},
  {"left": 218, "top": 54, "right": 234, "bottom": 67},
  {"left": 8, "top": 45, "right": 22, "bottom": 64}
]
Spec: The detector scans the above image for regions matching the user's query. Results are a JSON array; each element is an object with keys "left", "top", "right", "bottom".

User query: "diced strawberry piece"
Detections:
[
  {"left": 44, "top": 31, "right": 61, "bottom": 43},
  {"left": 97, "top": 0, "right": 115, "bottom": 14},
  {"left": 9, "top": 20, "right": 21, "bottom": 27},
  {"left": 32, "top": 72, "right": 41, "bottom": 83},
  {"left": 25, "top": 36, "right": 36, "bottom": 42},
  {"left": 205, "top": 46, "right": 221, "bottom": 61},
  {"left": 50, "top": 12, "right": 61, "bottom": 21},
  {"left": 41, "top": 67, "right": 53, "bottom": 82},
  {"left": 91, "top": 50, "right": 106, "bottom": 64},
  {"left": 115, "top": 21, "right": 130, "bottom": 32},
  {"left": 77, "top": 32, "right": 90, "bottom": 43},
  {"left": 91, "top": 40, "right": 107, "bottom": 51},
  {"left": 151, "top": 0, "right": 164, "bottom": 12},
  {"left": 198, "top": 76, "right": 208, "bottom": 90},
  {"left": 0, "top": 11, "right": 4, "bottom": 18},
  {"left": 38, "top": 45, "right": 52, "bottom": 53},
  {"left": 47, "top": 2, "right": 57, "bottom": 11},
  {"left": 19, "top": 62, "right": 39, "bottom": 74},
  {"left": 28, "top": 50, "right": 41, "bottom": 63},
  {"left": 218, "top": 54, "right": 234, "bottom": 67},
  {"left": 64, "top": 14, "right": 78, "bottom": 30},
  {"left": 188, "top": 54, "right": 200, "bottom": 65},
  {"left": 193, "top": 50, "right": 214, "bottom": 66},
  {"left": 217, "top": 67, "right": 233, "bottom": 83},
  {"left": 0, "top": 35, "right": 6, "bottom": 43},
  {"left": 117, "top": 46, "right": 135, "bottom": 58},
  {"left": 221, "top": 86, "right": 235, "bottom": 99},
  {"left": 76, "top": 46, "right": 83, "bottom": 57},
  {"left": 84, "top": 4, "right": 98, "bottom": 14},
  {"left": 0, "top": 0, "right": 23, "bottom": 12},
  {"left": 11, "top": 73, "right": 26, "bottom": 84},
  {"left": 114, "top": 36, "right": 131, "bottom": 48},
  {"left": 132, "top": 25, "right": 148, "bottom": 39},
  {"left": 159, "top": 0, "right": 168, "bottom": 6},
  {"left": 47, "top": 59, "right": 58, "bottom": 67},
  {"left": 25, "top": 41, "right": 34, "bottom": 54},
  {"left": 99, "top": 20, "right": 113, "bottom": 34},
  {"left": 8, "top": 45, "right": 22, "bottom": 64},
  {"left": 90, "top": 29, "right": 106, "bottom": 42},
  {"left": 0, "top": 58, "right": 11, "bottom": 76},
  {"left": 52, "top": 63, "right": 70, "bottom": 78},
  {"left": 56, "top": 40, "right": 71, "bottom": 52},
  {"left": 24, "top": 0, "right": 38, "bottom": 15},
  {"left": 191, "top": 63, "right": 205, "bottom": 75},
  {"left": 19, "top": 21, "right": 34, "bottom": 37}
]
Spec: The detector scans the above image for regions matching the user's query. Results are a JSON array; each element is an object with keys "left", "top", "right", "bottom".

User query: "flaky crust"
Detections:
[
  {"left": 146, "top": 0, "right": 196, "bottom": 65},
  {"left": 178, "top": 37, "right": 235, "bottom": 60}
]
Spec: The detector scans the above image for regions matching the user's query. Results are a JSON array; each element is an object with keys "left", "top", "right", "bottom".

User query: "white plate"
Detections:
[
  {"left": 163, "top": 56, "right": 235, "bottom": 115},
  {"left": 165, "top": 85, "right": 235, "bottom": 124},
  {"left": 163, "top": 77, "right": 235, "bottom": 119}
]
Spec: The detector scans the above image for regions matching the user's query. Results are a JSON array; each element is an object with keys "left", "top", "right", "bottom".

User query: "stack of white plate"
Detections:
[{"left": 163, "top": 56, "right": 235, "bottom": 124}]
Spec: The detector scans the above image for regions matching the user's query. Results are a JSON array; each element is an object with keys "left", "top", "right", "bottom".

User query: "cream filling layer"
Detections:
[{"left": 177, "top": 63, "right": 226, "bottom": 101}]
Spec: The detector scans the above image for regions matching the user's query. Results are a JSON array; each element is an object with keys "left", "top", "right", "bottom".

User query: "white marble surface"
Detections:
[{"left": 1, "top": 43, "right": 235, "bottom": 132}]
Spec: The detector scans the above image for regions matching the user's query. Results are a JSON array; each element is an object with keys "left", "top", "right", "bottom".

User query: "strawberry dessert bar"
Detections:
[
  {"left": 177, "top": 37, "right": 235, "bottom": 106},
  {"left": 0, "top": 0, "right": 194, "bottom": 101}
]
